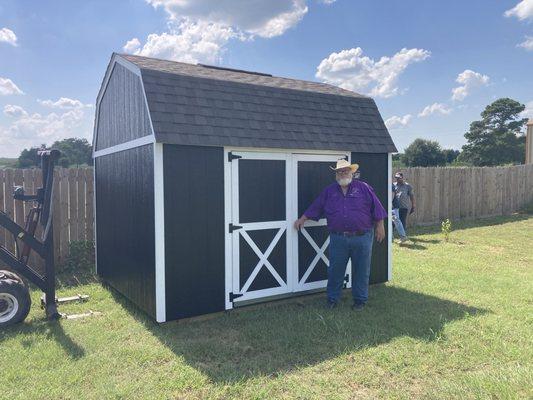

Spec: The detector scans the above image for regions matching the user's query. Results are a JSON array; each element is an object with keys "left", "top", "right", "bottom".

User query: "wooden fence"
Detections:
[
  {"left": 0, "top": 164, "right": 532, "bottom": 269},
  {"left": 0, "top": 168, "right": 93, "bottom": 271},
  {"left": 399, "top": 164, "right": 533, "bottom": 227}
]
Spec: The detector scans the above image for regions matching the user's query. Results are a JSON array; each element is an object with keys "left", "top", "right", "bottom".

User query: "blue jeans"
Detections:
[
  {"left": 327, "top": 230, "right": 374, "bottom": 304},
  {"left": 392, "top": 208, "right": 406, "bottom": 238}
]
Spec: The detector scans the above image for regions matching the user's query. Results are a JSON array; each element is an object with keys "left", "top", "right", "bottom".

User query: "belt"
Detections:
[{"left": 331, "top": 230, "right": 368, "bottom": 237}]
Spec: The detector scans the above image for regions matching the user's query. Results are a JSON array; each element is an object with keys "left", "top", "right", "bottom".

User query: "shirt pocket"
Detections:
[
  {"left": 346, "top": 193, "right": 367, "bottom": 210},
  {"left": 324, "top": 193, "right": 342, "bottom": 216}
]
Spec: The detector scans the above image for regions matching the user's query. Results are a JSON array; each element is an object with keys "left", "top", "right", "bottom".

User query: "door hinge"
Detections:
[
  {"left": 229, "top": 223, "right": 243, "bottom": 233},
  {"left": 229, "top": 292, "right": 244, "bottom": 302},
  {"left": 228, "top": 152, "right": 242, "bottom": 162}
]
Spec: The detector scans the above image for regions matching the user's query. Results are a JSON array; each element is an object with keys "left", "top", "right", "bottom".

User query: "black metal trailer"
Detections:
[{"left": 0, "top": 149, "right": 61, "bottom": 326}]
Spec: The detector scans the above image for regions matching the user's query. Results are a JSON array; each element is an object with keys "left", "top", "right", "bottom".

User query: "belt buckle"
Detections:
[{"left": 344, "top": 230, "right": 364, "bottom": 236}]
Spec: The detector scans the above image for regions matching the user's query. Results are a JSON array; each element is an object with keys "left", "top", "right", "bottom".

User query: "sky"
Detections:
[{"left": 1, "top": 0, "right": 532, "bottom": 158}]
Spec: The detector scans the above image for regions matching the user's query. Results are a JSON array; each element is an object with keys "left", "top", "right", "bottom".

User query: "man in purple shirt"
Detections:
[{"left": 294, "top": 159, "right": 386, "bottom": 310}]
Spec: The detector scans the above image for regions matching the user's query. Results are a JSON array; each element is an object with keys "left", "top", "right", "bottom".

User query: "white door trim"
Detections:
[{"left": 229, "top": 151, "right": 291, "bottom": 304}]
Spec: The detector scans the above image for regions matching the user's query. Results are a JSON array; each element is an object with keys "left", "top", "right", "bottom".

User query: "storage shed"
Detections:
[{"left": 92, "top": 53, "right": 397, "bottom": 322}]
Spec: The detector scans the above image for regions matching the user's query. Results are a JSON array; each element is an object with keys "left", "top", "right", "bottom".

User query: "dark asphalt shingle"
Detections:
[{"left": 120, "top": 53, "right": 397, "bottom": 153}]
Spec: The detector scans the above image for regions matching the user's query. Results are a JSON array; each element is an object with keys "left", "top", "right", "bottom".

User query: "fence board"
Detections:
[
  {"left": 0, "top": 170, "right": 5, "bottom": 249},
  {"left": 59, "top": 168, "right": 69, "bottom": 263},
  {"left": 52, "top": 169, "right": 60, "bottom": 265},
  {"left": 77, "top": 169, "right": 85, "bottom": 241},
  {"left": 68, "top": 169, "right": 78, "bottom": 242},
  {"left": 85, "top": 168, "right": 94, "bottom": 241},
  {"left": 23, "top": 169, "right": 37, "bottom": 269},
  {"left": 431, "top": 168, "right": 440, "bottom": 224},
  {"left": 13, "top": 170, "right": 24, "bottom": 246},
  {"left": 4, "top": 169, "right": 15, "bottom": 253}
]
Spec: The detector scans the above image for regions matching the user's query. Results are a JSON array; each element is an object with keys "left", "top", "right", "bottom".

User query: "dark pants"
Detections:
[{"left": 398, "top": 208, "right": 409, "bottom": 232}]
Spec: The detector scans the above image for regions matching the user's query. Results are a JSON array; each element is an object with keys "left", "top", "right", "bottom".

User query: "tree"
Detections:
[
  {"left": 51, "top": 138, "right": 93, "bottom": 167},
  {"left": 460, "top": 98, "right": 527, "bottom": 166},
  {"left": 18, "top": 145, "right": 45, "bottom": 168},
  {"left": 442, "top": 149, "right": 460, "bottom": 164},
  {"left": 402, "top": 138, "right": 446, "bottom": 167}
]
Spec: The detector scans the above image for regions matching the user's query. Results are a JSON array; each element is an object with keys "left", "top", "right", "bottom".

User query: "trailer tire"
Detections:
[
  {"left": 0, "top": 270, "right": 26, "bottom": 286},
  {"left": 0, "top": 279, "right": 31, "bottom": 327}
]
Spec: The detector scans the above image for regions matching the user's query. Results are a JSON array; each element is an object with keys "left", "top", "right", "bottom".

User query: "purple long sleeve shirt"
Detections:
[{"left": 304, "top": 180, "right": 387, "bottom": 232}]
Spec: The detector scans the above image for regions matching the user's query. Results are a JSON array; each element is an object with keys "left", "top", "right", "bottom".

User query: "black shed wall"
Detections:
[
  {"left": 351, "top": 152, "right": 389, "bottom": 284},
  {"left": 163, "top": 144, "right": 225, "bottom": 320},
  {"left": 95, "top": 144, "right": 156, "bottom": 317},
  {"left": 95, "top": 63, "right": 152, "bottom": 151}
]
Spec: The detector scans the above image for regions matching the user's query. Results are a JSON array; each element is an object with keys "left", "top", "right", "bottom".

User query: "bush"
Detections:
[
  {"left": 441, "top": 219, "right": 452, "bottom": 242},
  {"left": 57, "top": 240, "right": 97, "bottom": 287},
  {"left": 519, "top": 201, "right": 533, "bottom": 215}
]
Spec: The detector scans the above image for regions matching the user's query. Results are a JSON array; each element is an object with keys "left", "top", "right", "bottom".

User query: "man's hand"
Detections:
[
  {"left": 410, "top": 206, "right": 415, "bottom": 215},
  {"left": 374, "top": 220, "right": 385, "bottom": 242},
  {"left": 294, "top": 215, "right": 308, "bottom": 230}
]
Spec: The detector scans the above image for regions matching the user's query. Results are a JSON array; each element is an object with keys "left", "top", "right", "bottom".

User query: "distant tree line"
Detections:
[
  {"left": 394, "top": 98, "right": 528, "bottom": 168},
  {"left": 12, "top": 99, "right": 529, "bottom": 169},
  {"left": 18, "top": 138, "right": 93, "bottom": 168}
]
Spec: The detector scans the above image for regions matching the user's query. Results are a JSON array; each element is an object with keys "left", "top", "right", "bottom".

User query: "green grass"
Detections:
[{"left": 1, "top": 215, "right": 532, "bottom": 399}]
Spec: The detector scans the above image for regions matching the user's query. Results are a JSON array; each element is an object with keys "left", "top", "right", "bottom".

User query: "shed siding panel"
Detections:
[
  {"left": 95, "top": 63, "right": 152, "bottom": 151},
  {"left": 95, "top": 144, "right": 156, "bottom": 318},
  {"left": 163, "top": 144, "right": 225, "bottom": 320},
  {"left": 351, "top": 152, "right": 389, "bottom": 284}
]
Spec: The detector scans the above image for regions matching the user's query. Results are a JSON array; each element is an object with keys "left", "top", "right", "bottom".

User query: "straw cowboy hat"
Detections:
[{"left": 330, "top": 159, "right": 359, "bottom": 173}]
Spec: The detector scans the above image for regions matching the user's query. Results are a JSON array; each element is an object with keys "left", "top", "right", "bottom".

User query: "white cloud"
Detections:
[
  {"left": 418, "top": 102, "right": 452, "bottom": 117},
  {"left": 520, "top": 100, "right": 533, "bottom": 119},
  {"left": 123, "top": 37, "right": 141, "bottom": 53},
  {"left": 504, "top": 0, "right": 533, "bottom": 20},
  {"left": 0, "top": 27, "right": 17, "bottom": 46},
  {"left": 0, "top": 77, "right": 24, "bottom": 95},
  {"left": 146, "top": 0, "right": 308, "bottom": 38},
  {"left": 127, "top": 20, "right": 238, "bottom": 64},
  {"left": 38, "top": 97, "right": 92, "bottom": 109},
  {"left": 1, "top": 109, "right": 86, "bottom": 140},
  {"left": 518, "top": 36, "right": 533, "bottom": 51},
  {"left": 315, "top": 47, "right": 430, "bottom": 98},
  {"left": 3, "top": 104, "right": 28, "bottom": 118},
  {"left": 385, "top": 114, "right": 412, "bottom": 130},
  {"left": 0, "top": 103, "right": 93, "bottom": 157},
  {"left": 319, "top": 0, "right": 337, "bottom": 4},
  {"left": 451, "top": 70, "right": 489, "bottom": 101},
  {"left": 125, "top": 0, "right": 308, "bottom": 65}
]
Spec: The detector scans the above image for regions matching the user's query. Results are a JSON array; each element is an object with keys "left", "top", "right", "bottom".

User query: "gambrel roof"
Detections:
[{"left": 116, "top": 53, "right": 397, "bottom": 153}]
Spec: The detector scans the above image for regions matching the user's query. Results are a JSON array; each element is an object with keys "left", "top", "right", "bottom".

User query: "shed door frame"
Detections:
[
  {"left": 224, "top": 147, "right": 351, "bottom": 310},
  {"left": 291, "top": 153, "right": 353, "bottom": 292},
  {"left": 229, "top": 151, "right": 293, "bottom": 304}
]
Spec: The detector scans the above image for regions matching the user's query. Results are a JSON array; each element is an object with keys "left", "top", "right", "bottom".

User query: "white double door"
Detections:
[{"left": 226, "top": 150, "right": 352, "bottom": 307}]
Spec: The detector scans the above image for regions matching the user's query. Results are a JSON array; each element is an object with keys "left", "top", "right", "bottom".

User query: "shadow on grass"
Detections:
[
  {"left": 0, "top": 317, "right": 85, "bottom": 360},
  {"left": 408, "top": 214, "right": 530, "bottom": 236},
  {"left": 0, "top": 266, "right": 95, "bottom": 359},
  {"left": 410, "top": 237, "right": 440, "bottom": 244},
  {"left": 397, "top": 241, "right": 428, "bottom": 250},
  {"left": 107, "top": 284, "right": 487, "bottom": 383}
]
